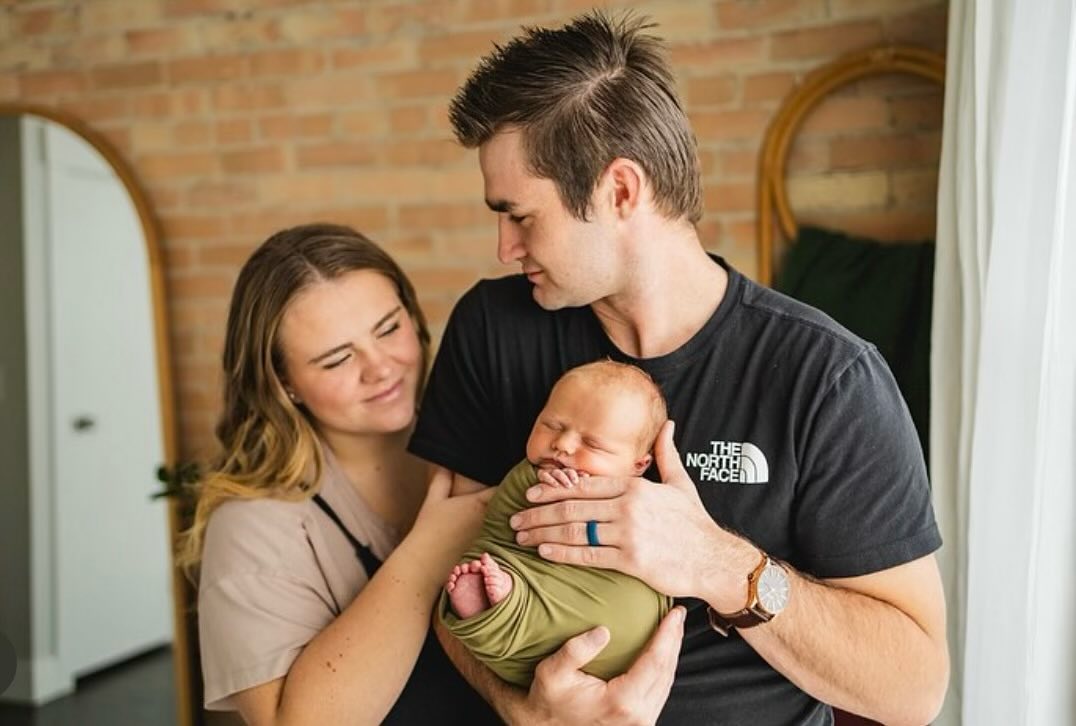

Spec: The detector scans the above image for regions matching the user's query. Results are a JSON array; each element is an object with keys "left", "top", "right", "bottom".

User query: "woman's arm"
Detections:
[{"left": 232, "top": 468, "right": 493, "bottom": 726}]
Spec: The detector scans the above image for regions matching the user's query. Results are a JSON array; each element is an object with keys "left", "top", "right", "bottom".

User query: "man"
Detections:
[{"left": 410, "top": 11, "right": 948, "bottom": 725}]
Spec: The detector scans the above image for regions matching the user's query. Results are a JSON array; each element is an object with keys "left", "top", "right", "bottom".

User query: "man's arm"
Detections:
[
  {"left": 435, "top": 606, "right": 686, "bottom": 726},
  {"left": 434, "top": 618, "right": 526, "bottom": 723},
  {"left": 512, "top": 421, "right": 949, "bottom": 726},
  {"left": 737, "top": 554, "right": 947, "bottom": 725}
]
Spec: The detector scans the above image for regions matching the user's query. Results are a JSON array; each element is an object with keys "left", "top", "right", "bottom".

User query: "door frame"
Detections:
[{"left": 0, "top": 103, "right": 192, "bottom": 726}]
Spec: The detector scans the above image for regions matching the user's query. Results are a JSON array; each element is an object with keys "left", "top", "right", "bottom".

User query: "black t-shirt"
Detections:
[{"left": 410, "top": 257, "right": 942, "bottom": 725}]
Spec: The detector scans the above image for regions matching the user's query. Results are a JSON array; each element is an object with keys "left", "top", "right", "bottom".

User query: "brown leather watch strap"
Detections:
[
  {"left": 706, "top": 550, "right": 771, "bottom": 637},
  {"left": 707, "top": 603, "right": 773, "bottom": 637}
]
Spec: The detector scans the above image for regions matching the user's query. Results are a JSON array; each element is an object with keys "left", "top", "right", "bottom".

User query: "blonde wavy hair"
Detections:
[{"left": 176, "top": 224, "right": 431, "bottom": 578}]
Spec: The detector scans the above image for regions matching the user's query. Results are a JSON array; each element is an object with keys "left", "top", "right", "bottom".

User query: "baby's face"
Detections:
[{"left": 525, "top": 376, "right": 652, "bottom": 477}]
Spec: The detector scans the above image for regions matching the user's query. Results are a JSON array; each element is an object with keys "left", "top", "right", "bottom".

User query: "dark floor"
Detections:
[{"left": 0, "top": 646, "right": 176, "bottom": 726}]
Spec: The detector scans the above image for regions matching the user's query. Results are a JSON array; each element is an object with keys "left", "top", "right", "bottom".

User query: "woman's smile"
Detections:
[{"left": 364, "top": 379, "right": 404, "bottom": 404}]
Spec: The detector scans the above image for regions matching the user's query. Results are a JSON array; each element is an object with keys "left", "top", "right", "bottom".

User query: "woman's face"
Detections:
[{"left": 277, "top": 269, "right": 423, "bottom": 440}]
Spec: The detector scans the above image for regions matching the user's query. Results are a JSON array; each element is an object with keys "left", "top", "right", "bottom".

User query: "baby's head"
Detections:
[{"left": 526, "top": 360, "right": 668, "bottom": 477}]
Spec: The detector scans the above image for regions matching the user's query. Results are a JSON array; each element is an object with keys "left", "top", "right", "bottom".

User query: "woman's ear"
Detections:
[{"left": 280, "top": 377, "right": 301, "bottom": 404}]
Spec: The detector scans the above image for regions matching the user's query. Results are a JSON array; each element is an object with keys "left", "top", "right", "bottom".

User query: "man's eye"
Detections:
[
  {"left": 508, "top": 214, "right": 527, "bottom": 224},
  {"left": 323, "top": 355, "right": 350, "bottom": 370}
]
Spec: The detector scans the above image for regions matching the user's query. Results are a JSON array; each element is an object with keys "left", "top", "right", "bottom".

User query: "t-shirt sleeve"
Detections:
[
  {"left": 199, "top": 570, "right": 336, "bottom": 711},
  {"left": 410, "top": 283, "right": 505, "bottom": 486},
  {"left": 793, "top": 346, "right": 942, "bottom": 578}
]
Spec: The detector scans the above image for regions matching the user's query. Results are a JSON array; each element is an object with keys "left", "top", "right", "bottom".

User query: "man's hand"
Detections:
[
  {"left": 524, "top": 606, "right": 686, "bottom": 726},
  {"left": 509, "top": 421, "right": 755, "bottom": 606}
]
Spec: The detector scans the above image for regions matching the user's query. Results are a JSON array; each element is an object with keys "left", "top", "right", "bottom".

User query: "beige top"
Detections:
[{"left": 198, "top": 448, "right": 400, "bottom": 711}]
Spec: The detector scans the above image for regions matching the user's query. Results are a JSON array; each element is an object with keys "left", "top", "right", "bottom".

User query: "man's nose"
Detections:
[{"left": 497, "top": 216, "right": 524, "bottom": 265}]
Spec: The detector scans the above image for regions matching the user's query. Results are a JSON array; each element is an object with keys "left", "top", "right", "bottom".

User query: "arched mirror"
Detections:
[{"left": 0, "top": 104, "right": 193, "bottom": 726}]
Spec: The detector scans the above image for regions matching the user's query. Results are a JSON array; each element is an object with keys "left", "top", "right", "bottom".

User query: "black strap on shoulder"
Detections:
[{"left": 311, "top": 494, "right": 383, "bottom": 576}]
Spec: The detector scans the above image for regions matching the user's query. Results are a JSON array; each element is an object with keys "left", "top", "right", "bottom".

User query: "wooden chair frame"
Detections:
[{"left": 755, "top": 45, "right": 946, "bottom": 286}]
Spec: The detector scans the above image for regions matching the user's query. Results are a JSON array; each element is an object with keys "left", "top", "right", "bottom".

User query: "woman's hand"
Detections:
[
  {"left": 449, "top": 469, "right": 491, "bottom": 496},
  {"left": 405, "top": 466, "right": 496, "bottom": 576}
]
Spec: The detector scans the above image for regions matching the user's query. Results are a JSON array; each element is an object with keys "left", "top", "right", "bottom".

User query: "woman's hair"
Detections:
[
  {"left": 449, "top": 10, "right": 701, "bottom": 224},
  {"left": 176, "top": 223, "right": 430, "bottom": 577}
]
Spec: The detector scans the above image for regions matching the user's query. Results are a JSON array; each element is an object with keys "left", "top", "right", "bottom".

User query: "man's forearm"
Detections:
[
  {"left": 433, "top": 618, "right": 529, "bottom": 724},
  {"left": 733, "top": 560, "right": 949, "bottom": 726}
]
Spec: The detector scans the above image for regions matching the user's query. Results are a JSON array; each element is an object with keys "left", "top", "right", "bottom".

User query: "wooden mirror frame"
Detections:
[
  {"left": 755, "top": 45, "right": 946, "bottom": 286},
  {"left": 0, "top": 102, "right": 194, "bottom": 726}
]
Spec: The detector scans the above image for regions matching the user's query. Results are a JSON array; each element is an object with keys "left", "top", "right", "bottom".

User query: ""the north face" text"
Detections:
[{"left": 684, "top": 441, "right": 769, "bottom": 484}]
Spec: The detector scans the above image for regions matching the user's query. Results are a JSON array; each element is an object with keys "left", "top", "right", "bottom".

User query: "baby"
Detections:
[{"left": 437, "top": 360, "right": 671, "bottom": 686}]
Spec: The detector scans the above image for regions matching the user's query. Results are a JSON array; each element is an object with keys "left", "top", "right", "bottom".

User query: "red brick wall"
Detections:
[{"left": 0, "top": 0, "right": 947, "bottom": 459}]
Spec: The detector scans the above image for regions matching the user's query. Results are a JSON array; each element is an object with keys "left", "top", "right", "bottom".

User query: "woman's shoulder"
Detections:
[{"left": 200, "top": 494, "right": 318, "bottom": 585}]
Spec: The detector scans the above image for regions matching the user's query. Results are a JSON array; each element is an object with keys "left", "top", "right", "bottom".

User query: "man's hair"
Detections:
[{"left": 449, "top": 10, "right": 702, "bottom": 224}]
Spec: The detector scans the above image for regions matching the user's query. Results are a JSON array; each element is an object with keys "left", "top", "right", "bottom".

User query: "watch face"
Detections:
[{"left": 757, "top": 563, "right": 790, "bottom": 615}]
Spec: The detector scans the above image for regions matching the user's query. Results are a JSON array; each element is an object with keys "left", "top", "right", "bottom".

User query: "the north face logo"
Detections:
[{"left": 684, "top": 441, "right": 769, "bottom": 484}]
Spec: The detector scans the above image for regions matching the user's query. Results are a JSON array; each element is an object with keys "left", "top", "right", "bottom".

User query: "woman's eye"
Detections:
[
  {"left": 377, "top": 321, "right": 401, "bottom": 338},
  {"left": 323, "top": 355, "right": 350, "bottom": 370},
  {"left": 509, "top": 214, "right": 527, "bottom": 225}
]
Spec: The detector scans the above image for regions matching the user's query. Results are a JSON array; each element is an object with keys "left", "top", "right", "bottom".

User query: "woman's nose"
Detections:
[{"left": 358, "top": 347, "right": 392, "bottom": 384}]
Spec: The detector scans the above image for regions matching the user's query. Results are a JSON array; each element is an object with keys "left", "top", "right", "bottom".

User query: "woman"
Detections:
[{"left": 178, "top": 224, "right": 499, "bottom": 725}]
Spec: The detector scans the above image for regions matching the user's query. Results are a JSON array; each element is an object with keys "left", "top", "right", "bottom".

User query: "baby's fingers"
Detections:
[
  {"left": 538, "top": 468, "right": 578, "bottom": 488},
  {"left": 537, "top": 469, "right": 568, "bottom": 487}
]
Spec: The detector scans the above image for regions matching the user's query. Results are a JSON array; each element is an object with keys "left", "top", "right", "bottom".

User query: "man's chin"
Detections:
[
  {"left": 531, "top": 286, "right": 581, "bottom": 311},
  {"left": 531, "top": 288, "right": 562, "bottom": 310}
]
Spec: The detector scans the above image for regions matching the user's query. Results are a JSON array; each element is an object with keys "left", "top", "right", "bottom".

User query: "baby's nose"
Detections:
[{"left": 552, "top": 431, "right": 579, "bottom": 454}]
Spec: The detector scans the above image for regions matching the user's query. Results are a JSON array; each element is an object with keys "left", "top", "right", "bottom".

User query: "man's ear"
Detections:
[
  {"left": 604, "top": 157, "right": 644, "bottom": 219},
  {"left": 633, "top": 453, "right": 653, "bottom": 475}
]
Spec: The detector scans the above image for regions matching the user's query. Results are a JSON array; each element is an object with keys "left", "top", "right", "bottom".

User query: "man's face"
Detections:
[{"left": 478, "top": 129, "right": 621, "bottom": 310}]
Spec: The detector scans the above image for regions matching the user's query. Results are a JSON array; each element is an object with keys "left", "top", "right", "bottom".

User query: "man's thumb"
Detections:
[
  {"left": 552, "top": 626, "right": 610, "bottom": 672},
  {"left": 655, "top": 420, "right": 692, "bottom": 492}
]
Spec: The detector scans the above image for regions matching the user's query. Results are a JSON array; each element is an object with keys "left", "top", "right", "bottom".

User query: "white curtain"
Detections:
[{"left": 932, "top": 0, "right": 1076, "bottom": 724}]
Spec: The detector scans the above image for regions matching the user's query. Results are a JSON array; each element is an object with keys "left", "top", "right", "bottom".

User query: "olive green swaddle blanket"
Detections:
[{"left": 437, "top": 460, "right": 671, "bottom": 686}]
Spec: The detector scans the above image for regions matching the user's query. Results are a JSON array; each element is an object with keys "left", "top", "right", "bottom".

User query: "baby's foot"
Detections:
[
  {"left": 479, "top": 552, "right": 513, "bottom": 605},
  {"left": 445, "top": 560, "right": 489, "bottom": 619}
]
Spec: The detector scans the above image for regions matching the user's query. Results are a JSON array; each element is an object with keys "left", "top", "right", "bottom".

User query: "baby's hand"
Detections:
[{"left": 536, "top": 467, "right": 589, "bottom": 488}]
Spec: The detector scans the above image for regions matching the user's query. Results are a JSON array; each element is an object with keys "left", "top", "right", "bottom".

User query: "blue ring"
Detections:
[{"left": 586, "top": 519, "right": 601, "bottom": 547}]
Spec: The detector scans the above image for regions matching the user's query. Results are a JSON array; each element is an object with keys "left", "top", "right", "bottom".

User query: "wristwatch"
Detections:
[{"left": 707, "top": 551, "right": 790, "bottom": 637}]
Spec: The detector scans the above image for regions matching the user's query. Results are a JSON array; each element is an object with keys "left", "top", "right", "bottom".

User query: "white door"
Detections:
[{"left": 30, "top": 119, "right": 172, "bottom": 678}]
